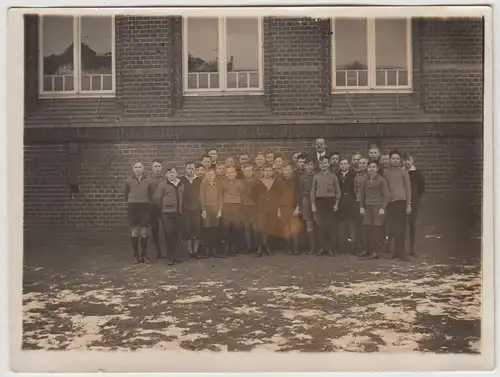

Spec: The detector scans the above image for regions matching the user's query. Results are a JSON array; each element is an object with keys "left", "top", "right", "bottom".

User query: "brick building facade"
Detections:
[{"left": 23, "top": 15, "right": 484, "bottom": 235}]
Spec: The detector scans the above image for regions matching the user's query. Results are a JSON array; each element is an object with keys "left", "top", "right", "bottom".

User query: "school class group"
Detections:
[{"left": 124, "top": 139, "right": 426, "bottom": 266}]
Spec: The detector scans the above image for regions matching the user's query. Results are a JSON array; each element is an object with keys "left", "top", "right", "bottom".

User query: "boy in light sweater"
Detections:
[
  {"left": 359, "top": 161, "right": 391, "bottom": 259},
  {"left": 383, "top": 150, "right": 412, "bottom": 261},
  {"left": 311, "top": 156, "right": 341, "bottom": 256}
]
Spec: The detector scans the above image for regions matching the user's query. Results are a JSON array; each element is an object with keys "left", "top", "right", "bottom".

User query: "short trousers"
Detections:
[
  {"left": 300, "top": 196, "right": 313, "bottom": 222},
  {"left": 183, "top": 209, "right": 202, "bottom": 238},
  {"left": 127, "top": 203, "right": 151, "bottom": 227},
  {"left": 222, "top": 203, "right": 242, "bottom": 225}
]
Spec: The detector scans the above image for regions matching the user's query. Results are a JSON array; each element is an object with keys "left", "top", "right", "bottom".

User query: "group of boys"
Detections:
[{"left": 124, "top": 145, "right": 425, "bottom": 265}]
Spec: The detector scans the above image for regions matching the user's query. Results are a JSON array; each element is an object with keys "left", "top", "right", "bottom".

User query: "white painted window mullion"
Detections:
[
  {"left": 73, "top": 16, "right": 81, "bottom": 94},
  {"left": 219, "top": 17, "right": 227, "bottom": 90},
  {"left": 367, "top": 18, "right": 376, "bottom": 89}
]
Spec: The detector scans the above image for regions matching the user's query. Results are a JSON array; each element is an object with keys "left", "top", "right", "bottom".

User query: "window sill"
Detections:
[
  {"left": 183, "top": 91, "right": 264, "bottom": 97},
  {"left": 332, "top": 88, "right": 413, "bottom": 94},
  {"left": 38, "top": 93, "right": 116, "bottom": 99}
]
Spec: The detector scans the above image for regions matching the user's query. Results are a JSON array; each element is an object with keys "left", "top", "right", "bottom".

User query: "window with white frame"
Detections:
[
  {"left": 332, "top": 18, "right": 412, "bottom": 91},
  {"left": 39, "top": 15, "right": 115, "bottom": 97},
  {"left": 183, "top": 17, "right": 263, "bottom": 94}
]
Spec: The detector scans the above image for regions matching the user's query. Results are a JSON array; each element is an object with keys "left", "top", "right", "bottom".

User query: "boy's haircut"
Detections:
[
  {"left": 165, "top": 165, "right": 177, "bottom": 173},
  {"left": 242, "top": 164, "right": 254, "bottom": 170},
  {"left": 332, "top": 151, "right": 341, "bottom": 157},
  {"left": 201, "top": 153, "right": 211, "bottom": 160},
  {"left": 265, "top": 149, "right": 275, "bottom": 155},
  {"left": 215, "top": 162, "right": 225, "bottom": 167},
  {"left": 319, "top": 155, "right": 330, "bottom": 163},
  {"left": 283, "top": 161, "right": 295, "bottom": 169},
  {"left": 185, "top": 161, "right": 196, "bottom": 167},
  {"left": 225, "top": 165, "right": 236, "bottom": 171},
  {"left": 368, "top": 160, "right": 379, "bottom": 167},
  {"left": 132, "top": 159, "right": 143, "bottom": 166},
  {"left": 195, "top": 163, "right": 203, "bottom": 169},
  {"left": 263, "top": 163, "right": 274, "bottom": 170},
  {"left": 205, "top": 168, "right": 215, "bottom": 174},
  {"left": 207, "top": 148, "right": 218, "bottom": 153},
  {"left": 152, "top": 158, "right": 163, "bottom": 165},
  {"left": 352, "top": 152, "right": 361, "bottom": 157},
  {"left": 389, "top": 149, "right": 402, "bottom": 158},
  {"left": 297, "top": 153, "right": 308, "bottom": 161},
  {"left": 340, "top": 157, "right": 350, "bottom": 163}
]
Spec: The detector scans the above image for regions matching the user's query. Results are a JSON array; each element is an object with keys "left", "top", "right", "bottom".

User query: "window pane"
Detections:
[
  {"left": 226, "top": 18, "right": 260, "bottom": 89},
  {"left": 375, "top": 19, "right": 408, "bottom": 87},
  {"left": 42, "top": 16, "right": 74, "bottom": 92},
  {"left": 334, "top": 19, "right": 368, "bottom": 88},
  {"left": 187, "top": 17, "right": 219, "bottom": 89},
  {"left": 81, "top": 16, "right": 113, "bottom": 92}
]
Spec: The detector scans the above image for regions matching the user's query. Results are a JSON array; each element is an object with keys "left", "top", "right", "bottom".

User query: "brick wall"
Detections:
[
  {"left": 414, "top": 18, "right": 484, "bottom": 114},
  {"left": 264, "top": 18, "right": 329, "bottom": 116},
  {"left": 24, "top": 134, "right": 482, "bottom": 235},
  {"left": 24, "top": 14, "right": 38, "bottom": 116},
  {"left": 115, "top": 16, "right": 179, "bottom": 117}
]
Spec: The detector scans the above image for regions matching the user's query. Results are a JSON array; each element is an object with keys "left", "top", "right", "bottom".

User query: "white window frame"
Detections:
[
  {"left": 38, "top": 15, "right": 116, "bottom": 98},
  {"left": 182, "top": 16, "right": 264, "bottom": 96},
  {"left": 332, "top": 17, "right": 413, "bottom": 93}
]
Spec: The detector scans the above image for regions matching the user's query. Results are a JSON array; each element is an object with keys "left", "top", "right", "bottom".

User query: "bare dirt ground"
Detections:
[{"left": 22, "top": 229, "right": 481, "bottom": 353}]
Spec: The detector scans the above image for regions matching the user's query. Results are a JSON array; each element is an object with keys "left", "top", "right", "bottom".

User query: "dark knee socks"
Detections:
[{"left": 131, "top": 237, "right": 139, "bottom": 259}]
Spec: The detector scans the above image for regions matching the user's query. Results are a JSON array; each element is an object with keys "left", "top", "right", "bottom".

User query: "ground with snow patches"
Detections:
[{"left": 22, "top": 234, "right": 481, "bottom": 353}]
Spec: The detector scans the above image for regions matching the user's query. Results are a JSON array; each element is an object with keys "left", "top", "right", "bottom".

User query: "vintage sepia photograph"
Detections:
[{"left": 9, "top": 3, "right": 494, "bottom": 373}]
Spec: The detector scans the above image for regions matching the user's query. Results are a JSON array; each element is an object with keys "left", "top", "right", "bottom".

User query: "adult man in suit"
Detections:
[{"left": 311, "top": 138, "right": 329, "bottom": 166}]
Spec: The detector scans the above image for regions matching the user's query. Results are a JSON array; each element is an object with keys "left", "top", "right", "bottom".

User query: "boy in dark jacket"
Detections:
[
  {"left": 404, "top": 154, "right": 426, "bottom": 256},
  {"left": 153, "top": 166, "right": 185, "bottom": 266},
  {"left": 253, "top": 165, "right": 282, "bottom": 257},
  {"left": 180, "top": 161, "right": 203, "bottom": 259},
  {"left": 359, "top": 161, "right": 391, "bottom": 259},
  {"left": 150, "top": 159, "right": 165, "bottom": 260},
  {"left": 336, "top": 158, "right": 358, "bottom": 254},
  {"left": 124, "top": 161, "right": 155, "bottom": 264},
  {"left": 280, "top": 163, "right": 301, "bottom": 255}
]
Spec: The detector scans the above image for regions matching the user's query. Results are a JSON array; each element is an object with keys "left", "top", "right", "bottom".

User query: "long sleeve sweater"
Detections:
[
  {"left": 383, "top": 167, "right": 412, "bottom": 205},
  {"left": 124, "top": 175, "right": 153, "bottom": 203},
  {"left": 280, "top": 175, "right": 300, "bottom": 208},
  {"left": 199, "top": 180, "right": 223, "bottom": 211},
  {"left": 221, "top": 178, "right": 244, "bottom": 204},
  {"left": 311, "top": 170, "right": 341, "bottom": 203},
  {"left": 359, "top": 174, "right": 391, "bottom": 209},
  {"left": 354, "top": 172, "right": 367, "bottom": 202},
  {"left": 298, "top": 172, "right": 315, "bottom": 198}
]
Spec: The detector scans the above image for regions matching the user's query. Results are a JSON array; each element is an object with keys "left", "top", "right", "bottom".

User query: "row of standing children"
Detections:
[{"left": 124, "top": 146, "right": 425, "bottom": 265}]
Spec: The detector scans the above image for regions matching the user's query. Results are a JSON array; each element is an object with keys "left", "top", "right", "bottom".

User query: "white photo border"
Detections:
[{"left": 3, "top": 2, "right": 496, "bottom": 375}]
